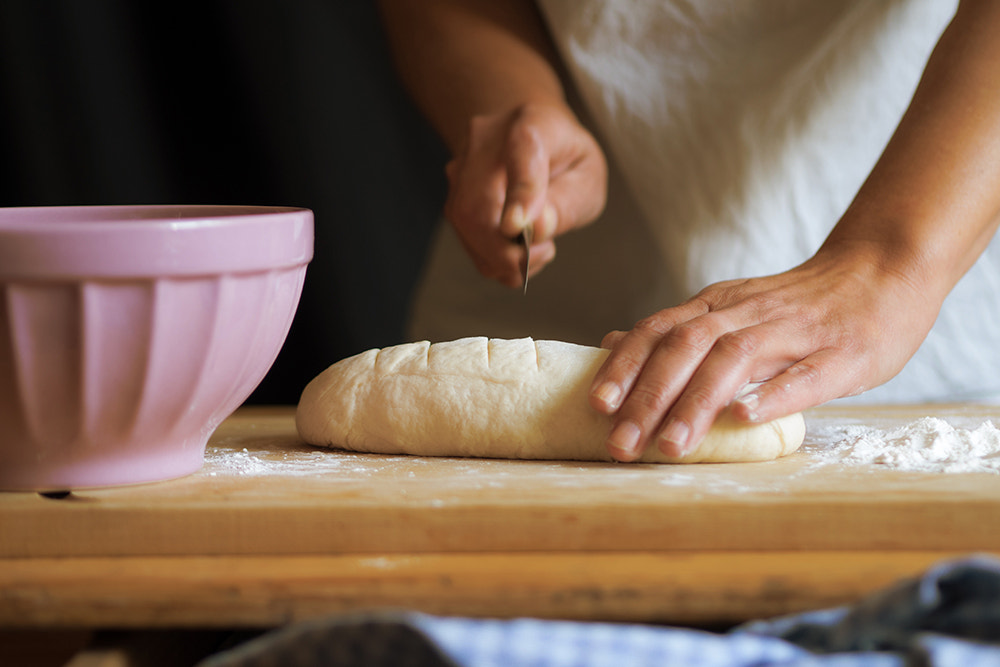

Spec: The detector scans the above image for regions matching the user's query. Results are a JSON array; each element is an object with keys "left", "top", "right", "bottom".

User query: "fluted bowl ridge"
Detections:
[{"left": 0, "top": 205, "right": 313, "bottom": 491}]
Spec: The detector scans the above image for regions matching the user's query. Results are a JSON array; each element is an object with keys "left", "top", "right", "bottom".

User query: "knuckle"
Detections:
[
  {"left": 633, "top": 316, "right": 671, "bottom": 337},
  {"left": 627, "top": 384, "right": 671, "bottom": 413},
  {"left": 715, "top": 330, "right": 759, "bottom": 360},
  {"left": 601, "top": 330, "right": 626, "bottom": 349},
  {"left": 681, "top": 384, "right": 718, "bottom": 413},
  {"left": 685, "top": 293, "right": 716, "bottom": 316},
  {"left": 666, "top": 320, "right": 716, "bottom": 353},
  {"left": 506, "top": 118, "right": 542, "bottom": 149},
  {"left": 612, "top": 353, "right": 646, "bottom": 382},
  {"left": 786, "top": 361, "right": 824, "bottom": 386}
]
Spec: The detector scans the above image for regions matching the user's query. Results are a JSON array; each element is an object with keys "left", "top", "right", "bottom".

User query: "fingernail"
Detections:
[
  {"left": 658, "top": 421, "right": 690, "bottom": 457},
  {"left": 592, "top": 381, "right": 622, "bottom": 411},
  {"left": 509, "top": 204, "right": 527, "bottom": 231},
  {"left": 607, "top": 420, "right": 641, "bottom": 458},
  {"left": 540, "top": 203, "right": 558, "bottom": 238},
  {"left": 734, "top": 392, "right": 761, "bottom": 422}
]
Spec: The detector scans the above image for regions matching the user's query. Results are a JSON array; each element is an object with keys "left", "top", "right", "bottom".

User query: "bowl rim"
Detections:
[
  {"left": 0, "top": 203, "right": 307, "bottom": 225},
  {"left": 0, "top": 205, "right": 314, "bottom": 279}
]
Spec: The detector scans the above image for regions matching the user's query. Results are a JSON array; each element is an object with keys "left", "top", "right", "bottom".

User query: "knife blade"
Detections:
[{"left": 519, "top": 222, "right": 534, "bottom": 294}]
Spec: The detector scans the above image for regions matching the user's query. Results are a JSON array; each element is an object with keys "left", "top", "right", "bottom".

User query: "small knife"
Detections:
[{"left": 518, "top": 223, "right": 534, "bottom": 294}]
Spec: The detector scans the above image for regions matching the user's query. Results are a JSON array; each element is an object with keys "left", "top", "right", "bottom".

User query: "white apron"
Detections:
[{"left": 409, "top": 0, "right": 1000, "bottom": 403}]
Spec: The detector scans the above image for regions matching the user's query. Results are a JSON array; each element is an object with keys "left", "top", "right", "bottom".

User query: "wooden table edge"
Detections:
[{"left": 0, "top": 549, "right": 986, "bottom": 628}]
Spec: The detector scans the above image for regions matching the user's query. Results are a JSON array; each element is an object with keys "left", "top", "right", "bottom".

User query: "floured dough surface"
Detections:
[{"left": 296, "top": 337, "right": 805, "bottom": 463}]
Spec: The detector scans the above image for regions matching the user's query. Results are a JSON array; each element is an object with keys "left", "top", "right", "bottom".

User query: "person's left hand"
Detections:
[
  {"left": 587, "top": 240, "right": 943, "bottom": 462},
  {"left": 585, "top": 0, "right": 1000, "bottom": 463}
]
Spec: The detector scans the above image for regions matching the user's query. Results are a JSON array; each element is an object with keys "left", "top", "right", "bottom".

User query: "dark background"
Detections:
[{"left": 0, "top": 1, "right": 448, "bottom": 403}]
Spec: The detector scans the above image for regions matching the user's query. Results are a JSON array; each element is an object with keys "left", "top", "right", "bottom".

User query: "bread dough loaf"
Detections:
[{"left": 296, "top": 337, "right": 805, "bottom": 463}]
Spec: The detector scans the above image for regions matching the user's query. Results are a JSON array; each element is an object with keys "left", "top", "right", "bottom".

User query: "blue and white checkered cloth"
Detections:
[{"left": 200, "top": 555, "right": 1000, "bottom": 667}]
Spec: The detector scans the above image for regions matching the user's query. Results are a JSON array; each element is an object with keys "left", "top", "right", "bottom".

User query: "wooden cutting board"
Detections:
[{"left": 2, "top": 404, "right": 1000, "bottom": 558}]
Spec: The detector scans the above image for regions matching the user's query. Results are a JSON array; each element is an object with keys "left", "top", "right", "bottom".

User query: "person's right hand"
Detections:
[{"left": 444, "top": 102, "right": 608, "bottom": 287}]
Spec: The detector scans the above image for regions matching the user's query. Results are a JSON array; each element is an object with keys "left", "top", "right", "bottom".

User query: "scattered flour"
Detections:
[
  {"left": 203, "top": 446, "right": 355, "bottom": 477},
  {"left": 815, "top": 417, "right": 1000, "bottom": 474}
]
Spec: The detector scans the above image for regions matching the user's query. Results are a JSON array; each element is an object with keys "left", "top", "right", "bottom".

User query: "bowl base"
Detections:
[{"left": 0, "top": 441, "right": 208, "bottom": 492}]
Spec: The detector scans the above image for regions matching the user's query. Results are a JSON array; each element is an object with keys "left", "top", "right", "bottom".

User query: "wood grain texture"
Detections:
[{"left": 0, "top": 551, "right": 979, "bottom": 627}]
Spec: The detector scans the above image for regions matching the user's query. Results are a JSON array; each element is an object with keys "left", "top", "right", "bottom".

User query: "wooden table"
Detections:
[{"left": 2, "top": 404, "right": 999, "bottom": 630}]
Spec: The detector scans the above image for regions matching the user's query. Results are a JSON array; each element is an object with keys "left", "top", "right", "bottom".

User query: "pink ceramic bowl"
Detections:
[{"left": 0, "top": 205, "right": 313, "bottom": 491}]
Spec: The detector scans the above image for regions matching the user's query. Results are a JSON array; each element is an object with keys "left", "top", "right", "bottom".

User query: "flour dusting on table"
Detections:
[
  {"left": 812, "top": 417, "right": 1000, "bottom": 474},
  {"left": 204, "top": 446, "right": 364, "bottom": 477}
]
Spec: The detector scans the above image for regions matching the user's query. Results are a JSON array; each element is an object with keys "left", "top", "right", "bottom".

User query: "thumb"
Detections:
[{"left": 499, "top": 123, "right": 550, "bottom": 239}]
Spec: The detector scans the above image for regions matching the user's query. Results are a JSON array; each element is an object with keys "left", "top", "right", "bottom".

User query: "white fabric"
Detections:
[{"left": 408, "top": 0, "right": 1000, "bottom": 404}]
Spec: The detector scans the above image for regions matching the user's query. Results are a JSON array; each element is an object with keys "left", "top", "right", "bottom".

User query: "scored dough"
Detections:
[{"left": 296, "top": 337, "right": 805, "bottom": 463}]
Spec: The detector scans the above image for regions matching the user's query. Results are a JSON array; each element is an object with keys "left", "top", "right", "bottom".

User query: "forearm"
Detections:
[
  {"left": 376, "top": 0, "right": 567, "bottom": 155},
  {"left": 823, "top": 0, "right": 1000, "bottom": 300}
]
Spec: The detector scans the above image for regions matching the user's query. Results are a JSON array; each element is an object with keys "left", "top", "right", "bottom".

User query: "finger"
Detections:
[
  {"left": 532, "top": 203, "right": 559, "bottom": 244},
  {"left": 447, "top": 206, "right": 521, "bottom": 286},
  {"left": 500, "top": 123, "right": 549, "bottom": 238},
  {"left": 601, "top": 312, "right": 733, "bottom": 461},
  {"left": 652, "top": 322, "right": 805, "bottom": 458},
  {"left": 526, "top": 239, "right": 557, "bottom": 279},
  {"left": 445, "top": 165, "right": 523, "bottom": 285},
  {"left": 469, "top": 239, "right": 530, "bottom": 289},
  {"left": 589, "top": 324, "right": 662, "bottom": 418},
  {"left": 444, "top": 156, "right": 506, "bottom": 243},
  {"left": 589, "top": 301, "right": 711, "bottom": 416},
  {"left": 730, "top": 350, "right": 863, "bottom": 424},
  {"left": 600, "top": 330, "right": 627, "bottom": 350}
]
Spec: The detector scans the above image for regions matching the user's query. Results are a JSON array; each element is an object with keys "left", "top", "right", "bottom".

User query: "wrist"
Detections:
[{"left": 817, "top": 218, "right": 955, "bottom": 306}]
